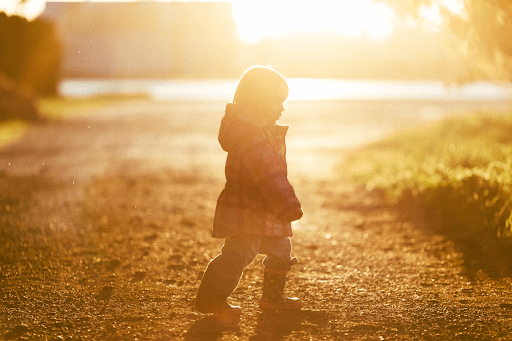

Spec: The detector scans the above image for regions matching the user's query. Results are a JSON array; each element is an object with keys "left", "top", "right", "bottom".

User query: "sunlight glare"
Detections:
[
  {"left": 418, "top": 0, "right": 466, "bottom": 29},
  {"left": 231, "top": 0, "right": 395, "bottom": 43},
  {"left": 419, "top": 3, "right": 443, "bottom": 28},
  {"left": 439, "top": 0, "right": 465, "bottom": 16},
  {"left": 0, "top": 0, "right": 46, "bottom": 20}
]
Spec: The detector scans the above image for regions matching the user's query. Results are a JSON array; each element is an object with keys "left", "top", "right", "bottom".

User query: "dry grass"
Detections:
[{"left": 341, "top": 112, "right": 512, "bottom": 243}]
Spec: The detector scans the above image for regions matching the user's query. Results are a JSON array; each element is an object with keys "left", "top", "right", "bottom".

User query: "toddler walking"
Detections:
[{"left": 195, "top": 65, "right": 303, "bottom": 322}]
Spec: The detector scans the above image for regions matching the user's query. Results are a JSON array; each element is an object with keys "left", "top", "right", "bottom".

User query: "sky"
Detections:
[{"left": 3, "top": 0, "right": 465, "bottom": 43}]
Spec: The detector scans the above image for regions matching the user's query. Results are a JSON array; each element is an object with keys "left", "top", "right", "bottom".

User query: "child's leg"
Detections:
[
  {"left": 258, "top": 237, "right": 302, "bottom": 310},
  {"left": 260, "top": 236, "right": 297, "bottom": 270},
  {"left": 195, "top": 235, "right": 261, "bottom": 313}
]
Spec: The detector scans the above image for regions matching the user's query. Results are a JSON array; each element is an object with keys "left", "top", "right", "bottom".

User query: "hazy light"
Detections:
[
  {"left": 7, "top": 0, "right": 466, "bottom": 29},
  {"left": 0, "top": 0, "right": 46, "bottom": 20},
  {"left": 419, "top": 3, "right": 443, "bottom": 28},
  {"left": 58, "top": 79, "right": 512, "bottom": 101},
  {"left": 414, "top": 0, "right": 466, "bottom": 30},
  {"left": 231, "top": 0, "right": 395, "bottom": 43},
  {"left": 440, "top": 0, "right": 465, "bottom": 16}
]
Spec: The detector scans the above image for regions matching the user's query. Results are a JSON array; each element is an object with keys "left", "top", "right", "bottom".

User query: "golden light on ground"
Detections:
[{"left": 231, "top": 0, "right": 396, "bottom": 43}]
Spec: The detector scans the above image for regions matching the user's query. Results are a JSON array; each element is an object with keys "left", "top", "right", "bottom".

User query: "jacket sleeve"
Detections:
[{"left": 239, "top": 131, "right": 303, "bottom": 222}]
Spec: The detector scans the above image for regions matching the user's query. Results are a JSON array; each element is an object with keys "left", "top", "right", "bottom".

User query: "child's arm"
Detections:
[{"left": 240, "top": 132, "right": 303, "bottom": 223}]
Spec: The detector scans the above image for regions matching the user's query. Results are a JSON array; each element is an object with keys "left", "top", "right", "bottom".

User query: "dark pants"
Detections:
[{"left": 196, "top": 235, "right": 296, "bottom": 301}]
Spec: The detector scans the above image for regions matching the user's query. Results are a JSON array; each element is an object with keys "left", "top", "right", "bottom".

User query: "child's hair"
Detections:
[{"left": 233, "top": 66, "right": 288, "bottom": 111}]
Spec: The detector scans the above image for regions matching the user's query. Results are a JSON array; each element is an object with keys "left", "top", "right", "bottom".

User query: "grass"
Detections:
[
  {"left": 0, "top": 94, "right": 149, "bottom": 147},
  {"left": 340, "top": 112, "right": 512, "bottom": 243},
  {"left": 0, "top": 120, "right": 27, "bottom": 147},
  {"left": 38, "top": 94, "right": 149, "bottom": 119}
]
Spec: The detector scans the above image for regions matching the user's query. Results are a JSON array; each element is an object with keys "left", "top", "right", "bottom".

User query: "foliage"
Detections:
[
  {"left": 377, "top": 0, "right": 512, "bottom": 81},
  {"left": 0, "top": 73, "right": 40, "bottom": 122},
  {"left": 340, "top": 113, "right": 512, "bottom": 241},
  {"left": 0, "top": 12, "right": 61, "bottom": 95}
]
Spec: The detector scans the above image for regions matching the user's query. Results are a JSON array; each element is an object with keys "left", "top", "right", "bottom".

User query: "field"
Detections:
[
  {"left": 341, "top": 111, "right": 512, "bottom": 245},
  {"left": 1, "top": 97, "right": 512, "bottom": 340}
]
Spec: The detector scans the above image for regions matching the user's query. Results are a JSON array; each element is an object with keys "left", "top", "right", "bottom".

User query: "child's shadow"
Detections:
[
  {"left": 250, "top": 309, "right": 328, "bottom": 340},
  {"left": 184, "top": 315, "right": 240, "bottom": 340}
]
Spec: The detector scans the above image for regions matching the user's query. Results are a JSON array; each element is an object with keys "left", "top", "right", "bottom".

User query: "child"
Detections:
[{"left": 194, "top": 66, "right": 303, "bottom": 321}]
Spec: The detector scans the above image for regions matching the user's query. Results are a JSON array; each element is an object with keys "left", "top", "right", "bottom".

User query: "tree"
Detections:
[
  {"left": 0, "top": 6, "right": 61, "bottom": 96},
  {"left": 376, "top": 0, "right": 512, "bottom": 82},
  {"left": 0, "top": 0, "right": 45, "bottom": 20}
]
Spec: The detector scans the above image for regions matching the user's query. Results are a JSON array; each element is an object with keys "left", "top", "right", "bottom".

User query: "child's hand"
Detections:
[{"left": 279, "top": 205, "right": 303, "bottom": 223}]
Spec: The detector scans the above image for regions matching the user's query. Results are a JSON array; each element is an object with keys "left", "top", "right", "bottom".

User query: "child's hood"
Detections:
[
  {"left": 218, "top": 103, "right": 256, "bottom": 152},
  {"left": 218, "top": 103, "right": 288, "bottom": 153}
]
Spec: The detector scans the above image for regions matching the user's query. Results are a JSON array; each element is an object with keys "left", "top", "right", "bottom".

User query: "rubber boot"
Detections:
[
  {"left": 194, "top": 265, "right": 242, "bottom": 325},
  {"left": 195, "top": 292, "right": 242, "bottom": 326},
  {"left": 258, "top": 261, "right": 302, "bottom": 310},
  {"left": 195, "top": 295, "right": 242, "bottom": 315}
]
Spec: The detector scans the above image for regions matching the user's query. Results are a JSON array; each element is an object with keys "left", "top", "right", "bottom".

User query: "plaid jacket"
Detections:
[{"left": 212, "top": 104, "right": 303, "bottom": 238}]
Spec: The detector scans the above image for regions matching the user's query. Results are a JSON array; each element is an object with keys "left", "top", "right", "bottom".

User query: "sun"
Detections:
[{"left": 231, "top": 0, "right": 396, "bottom": 43}]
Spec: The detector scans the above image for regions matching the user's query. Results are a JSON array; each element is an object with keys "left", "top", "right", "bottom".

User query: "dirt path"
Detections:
[{"left": 1, "top": 99, "right": 512, "bottom": 340}]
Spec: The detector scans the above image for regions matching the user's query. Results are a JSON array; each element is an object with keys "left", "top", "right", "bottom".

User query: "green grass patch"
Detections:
[
  {"left": 39, "top": 94, "right": 149, "bottom": 119},
  {"left": 0, "top": 120, "right": 28, "bottom": 147},
  {"left": 0, "top": 94, "right": 149, "bottom": 147},
  {"left": 340, "top": 112, "right": 512, "bottom": 242}
]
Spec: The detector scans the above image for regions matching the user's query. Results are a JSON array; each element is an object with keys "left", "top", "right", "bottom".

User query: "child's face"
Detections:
[{"left": 262, "top": 98, "right": 285, "bottom": 124}]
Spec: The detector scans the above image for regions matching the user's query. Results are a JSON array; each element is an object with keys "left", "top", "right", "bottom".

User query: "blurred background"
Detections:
[
  {"left": 2, "top": 0, "right": 512, "bottom": 180},
  {"left": 1, "top": 0, "right": 512, "bottom": 103}
]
